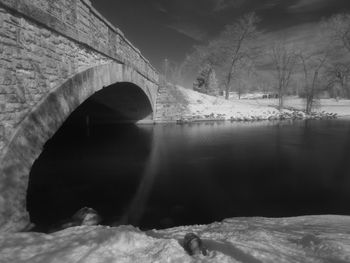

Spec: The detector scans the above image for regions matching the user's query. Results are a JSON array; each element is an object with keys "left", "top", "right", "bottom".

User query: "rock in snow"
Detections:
[{"left": 1, "top": 215, "right": 350, "bottom": 263}]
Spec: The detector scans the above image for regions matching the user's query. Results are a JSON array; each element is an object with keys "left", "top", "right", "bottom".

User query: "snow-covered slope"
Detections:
[
  {"left": 1, "top": 216, "right": 350, "bottom": 263},
  {"left": 178, "top": 86, "right": 282, "bottom": 120},
  {"left": 172, "top": 87, "right": 344, "bottom": 121}
]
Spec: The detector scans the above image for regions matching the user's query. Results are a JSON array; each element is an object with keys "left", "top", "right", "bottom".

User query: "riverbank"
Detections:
[
  {"left": 0, "top": 215, "right": 349, "bottom": 262},
  {"left": 245, "top": 96, "right": 350, "bottom": 118},
  {"left": 169, "top": 86, "right": 348, "bottom": 123}
]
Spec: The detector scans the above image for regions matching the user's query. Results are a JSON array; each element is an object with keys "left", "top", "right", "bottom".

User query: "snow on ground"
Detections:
[
  {"left": 0, "top": 225, "right": 190, "bottom": 263},
  {"left": 1, "top": 216, "right": 350, "bottom": 263},
  {"left": 242, "top": 96, "right": 350, "bottom": 117},
  {"left": 176, "top": 86, "right": 350, "bottom": 120},
  {"left": 178, "top": 87, "right": 282, "bottom": 120}
]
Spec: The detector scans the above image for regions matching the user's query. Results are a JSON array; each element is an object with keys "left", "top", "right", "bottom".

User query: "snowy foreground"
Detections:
[
  {"left": 1, "top": 216, "right": 350, "bottom": 263},
  {"left": 176, "top": 86, "right": 350, "bottom": 122}
]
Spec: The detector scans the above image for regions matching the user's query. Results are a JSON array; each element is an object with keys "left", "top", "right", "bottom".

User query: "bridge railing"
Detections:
[{"left": 0, "top": 0, "right": 158, "bottom": 82}]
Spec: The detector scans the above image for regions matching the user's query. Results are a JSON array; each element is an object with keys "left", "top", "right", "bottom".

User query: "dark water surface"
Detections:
[{"left": 27, "top": 120, "right": 350, "bottom": 231}]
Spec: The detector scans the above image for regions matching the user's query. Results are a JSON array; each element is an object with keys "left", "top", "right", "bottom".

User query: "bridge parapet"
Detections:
[{"left": 0, "top": 0, "right": 158, "bottom": 82}]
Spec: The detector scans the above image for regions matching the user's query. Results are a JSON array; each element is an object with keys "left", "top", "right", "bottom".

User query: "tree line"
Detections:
[{"left": 162, "top": 13, "right": 350, "bottom": 114}]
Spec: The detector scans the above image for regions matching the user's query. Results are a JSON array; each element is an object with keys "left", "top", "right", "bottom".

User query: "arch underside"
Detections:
[{"left": 0, "top": 62, "right": 158, "bottom": 232}]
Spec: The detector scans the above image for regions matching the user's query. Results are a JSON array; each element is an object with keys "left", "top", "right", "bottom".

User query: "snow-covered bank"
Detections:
[
  {"left": 172, "top": 87, "right": 342, "bottom": 123},
  {"left": 1, "top": 215, "right": 350, "bottom": 263},
  {"left": 243, "top": 96, "right": 350, "bottom": 118}
]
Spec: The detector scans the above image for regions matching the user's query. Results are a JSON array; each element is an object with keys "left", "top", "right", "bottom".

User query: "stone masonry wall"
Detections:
[
  {"left": 0, "top": 6, "right": 110, "bottom": 152},
  {"left": 0, "top": 0, "right": 160, "bottom": 232},
  {"left": 154, "top": 82, "right": 189, "bottom": 122},
  {"left": 0, "top": 0, "right": 158, "bottom": 154}
]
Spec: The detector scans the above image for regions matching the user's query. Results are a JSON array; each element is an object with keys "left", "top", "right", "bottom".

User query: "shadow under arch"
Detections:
[
  {"left": 89, "top": 82, "right": 154, "bottom": 123},
  {"left": 0, "top": 62, "right": 158, "bottom": 232},
  {"left": 26, "top": 81, "right": 154, "bottom": 231}
]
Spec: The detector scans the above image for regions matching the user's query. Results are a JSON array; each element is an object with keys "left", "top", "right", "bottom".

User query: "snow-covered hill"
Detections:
[
  {"left": 1, "top": 216, "right": 349, "bottom": 263},
  {"left": 172, "top": 87, "right": 344, "bottom": 122}
]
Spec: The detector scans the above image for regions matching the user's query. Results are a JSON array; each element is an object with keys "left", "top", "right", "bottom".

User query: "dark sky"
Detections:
[{"left": 91, "top": 0, "right": 350, "bottom": 71}]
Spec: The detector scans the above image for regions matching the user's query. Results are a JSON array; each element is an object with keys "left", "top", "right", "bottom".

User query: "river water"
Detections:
[{"left": 27, "top": 119, "right": 350, "bottom": 231}]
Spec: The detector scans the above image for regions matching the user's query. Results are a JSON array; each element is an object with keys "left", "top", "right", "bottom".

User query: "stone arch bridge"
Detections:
[{"left": 0, "top": 0, "right": 176, "bottom": 232}]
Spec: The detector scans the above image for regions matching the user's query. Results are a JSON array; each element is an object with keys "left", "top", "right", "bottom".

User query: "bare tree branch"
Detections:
[{"left": 270, "top": 41, "right": 297, "bottom": 110}]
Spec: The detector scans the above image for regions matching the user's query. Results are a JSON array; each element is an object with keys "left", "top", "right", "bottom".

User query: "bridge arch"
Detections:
[{"left": 0, "top": 62, "right": 158, "bottom": 232}]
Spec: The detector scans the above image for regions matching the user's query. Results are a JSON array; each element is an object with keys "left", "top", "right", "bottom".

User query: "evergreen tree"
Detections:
[
  {"left": 193, "top": 65, "right": 219, "bottom": 95},
  {"left": 207, "top": 68, "right": 219, "bottom": 95}
]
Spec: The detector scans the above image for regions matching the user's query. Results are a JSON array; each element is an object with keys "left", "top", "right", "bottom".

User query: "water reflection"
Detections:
[
  {"left": 135, "top": 120, "right": 350, "bottom": 228},
  {"left": 28, "top": 120, "right": 350, "bottom": 231},
  {"left": 119, "top": 125, "right": 162, "bottom": 226}
]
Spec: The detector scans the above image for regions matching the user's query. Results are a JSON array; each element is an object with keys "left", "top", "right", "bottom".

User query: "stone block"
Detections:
[
  {"left": 31, "top": 0, "right": 49, "bottom": 11},
  {"left": 1, "top": 70, "right": 14, "bottom": 85}
]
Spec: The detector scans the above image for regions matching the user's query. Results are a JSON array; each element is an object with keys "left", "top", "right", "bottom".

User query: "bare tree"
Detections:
[
  {"left": 298, "top": 51, "right": 329, "bottom": 114},
  {"left": 320, "top": 14, "right": 350, "bottom": 99},
  {"left": 231, "top": 58, "right": 256, "bottom": 99},
  {"left": 270, "top": 41, "right": 297, "bottom": 110},
  {"left": 326, "top": 13, "right": 350, "bottom": 53},
  {"left": 183, "top": 39, "right": 227, "bottom": 78},
  {"left": 326, "top": 63, "right": 350, "bottom": 99},
  {"left": 184, "top": 13, "right": 260, "bottom": 99},
  {"left": 220, "top": 13, "right": 260, "bottom": 99}
]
